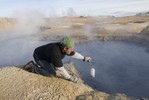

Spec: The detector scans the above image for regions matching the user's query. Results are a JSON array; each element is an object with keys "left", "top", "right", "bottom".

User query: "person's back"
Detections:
[
  {"left": 24, "top": 36, "right": 92, "bottom": 83},
  {"left": 34, "top": 42, "right": 65, "bottom": 65}
]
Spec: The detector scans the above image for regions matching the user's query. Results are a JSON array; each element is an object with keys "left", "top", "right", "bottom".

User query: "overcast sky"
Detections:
[{"left": 0, "top": 0, "right": 149, "bottom": 17}]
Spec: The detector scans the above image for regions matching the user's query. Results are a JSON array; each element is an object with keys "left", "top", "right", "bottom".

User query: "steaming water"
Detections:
[
  {"left": 0, "top": 36, "right": 50, "bottom": 66},
  {"left": 0, "top": 37, "right": 149, "bottom": 98},
  {"left": 65, "top": 40, "right": 149, "bottom": 98}
]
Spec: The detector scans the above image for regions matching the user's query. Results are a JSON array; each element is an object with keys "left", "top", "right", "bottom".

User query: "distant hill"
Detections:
[{"left": 136, "top": 11, "right": 149, "bottom": 16}]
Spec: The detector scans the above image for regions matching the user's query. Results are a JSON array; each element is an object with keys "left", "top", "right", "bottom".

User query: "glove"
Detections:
[
  {"left": 83, "top": 56, "right": 92, "bottom": 63},
  {"left": 68, "top": 76, "right": 79, "bottom": 83}
]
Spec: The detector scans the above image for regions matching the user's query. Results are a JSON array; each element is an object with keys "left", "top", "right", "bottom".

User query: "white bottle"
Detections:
[{"left": 90, "top": 68, "right": 95, "bottom": 78}]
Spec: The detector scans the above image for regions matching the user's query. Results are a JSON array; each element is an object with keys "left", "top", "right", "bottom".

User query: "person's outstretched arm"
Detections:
[
  {"left": 56, "top": 66, "right": 79, "bottom": 83},
  {"left": 71, "top": 52, "right": 92, "bottom": 62}
]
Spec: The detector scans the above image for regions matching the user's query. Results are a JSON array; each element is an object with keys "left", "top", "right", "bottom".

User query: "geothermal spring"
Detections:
[
  {"left": 0, "top": 15, "right": 149, "bottom": 98},
  {"left": 0, "top": 34, "right": 149, "bottom": 98}
]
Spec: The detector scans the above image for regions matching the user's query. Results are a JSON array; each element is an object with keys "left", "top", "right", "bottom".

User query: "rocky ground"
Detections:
[
  {"left": 0, "top": 16, "right": 149, "bottom": 100},
  {"left": 0, "top": 62, "right": 138, "bottom": 100}
]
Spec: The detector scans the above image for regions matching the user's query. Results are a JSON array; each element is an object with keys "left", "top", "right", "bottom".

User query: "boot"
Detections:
[{"left": 23, "top": 61, "right": 34, "bottom": 72}]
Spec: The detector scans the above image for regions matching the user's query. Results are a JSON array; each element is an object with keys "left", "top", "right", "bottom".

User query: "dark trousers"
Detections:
[{"left": 32, "top": 53, "right": 56, "bottom": 77}]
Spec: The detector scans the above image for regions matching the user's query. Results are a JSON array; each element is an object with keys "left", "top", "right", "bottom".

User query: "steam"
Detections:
[
  {"left": 0, "top": 9, "right": 149, "bottom": 98},
  {"left": 0, "top": 10, "right": 46, "bottom": 66},
  {"left": 67, "top": 7, "right": 77, "bottom": 17},
  {"left": 82, "top": 24, "right": 96, "bottom": 40},
  {"left": 0, "top": 8, "right": 80, "bottom": 66},
  {"left": 62, "top": 7, "right": 77, "bottom": 17},
  {"left": 13, "top": 10, "right": 45, "bottom": 34}
]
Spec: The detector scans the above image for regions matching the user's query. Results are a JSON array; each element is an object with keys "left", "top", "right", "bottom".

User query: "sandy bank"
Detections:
[{"left": 0, "top": 63, "right": 138, "bottom": 100}]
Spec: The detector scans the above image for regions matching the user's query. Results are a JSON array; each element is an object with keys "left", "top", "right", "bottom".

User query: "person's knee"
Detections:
[
  {"left": 48, "top": 73, "right": 56, "bottom": 77},
  {"left": 43, "top": 71, "right": 56, "bottom": 77},
  {"left": 50, "top": 71, "right": 56, "bottom": 77}
]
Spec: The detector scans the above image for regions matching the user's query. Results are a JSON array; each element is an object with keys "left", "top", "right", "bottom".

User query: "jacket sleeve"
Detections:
[
  {"left": 71, "top": 52, "right": 84, "bottom": 60},
  {"left": 56, "top": 66, "right": 71, "bottom": 79}
]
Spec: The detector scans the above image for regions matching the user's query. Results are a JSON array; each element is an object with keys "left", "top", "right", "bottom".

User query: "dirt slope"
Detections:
[
  {"left": 0, "top": 63, "right": 93, "bottom": 100},
  {"left": 0, "top": 63, "right": 138, "bottom": 100}
]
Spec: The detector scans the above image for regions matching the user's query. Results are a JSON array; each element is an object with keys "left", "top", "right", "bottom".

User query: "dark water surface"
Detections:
[
  {"left": 0, "top": 37, "right": 149, "bottom": 98},
  {"left": 65, "top": 40, "right": 149, "bottom": 98}
]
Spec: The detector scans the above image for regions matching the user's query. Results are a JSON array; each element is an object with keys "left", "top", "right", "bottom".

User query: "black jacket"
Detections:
[{"left": 34, "top": 42, "right": 74, "bottom": 67}]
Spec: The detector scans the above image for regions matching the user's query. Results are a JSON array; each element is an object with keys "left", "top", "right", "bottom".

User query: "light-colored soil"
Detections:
[
  {"left": 0, "top": 16, "right": 148, "bottom": 100},
  {"left": 0, "top": 63, "right": 137, "bottom": 100},
  {"left": 0, "top": 63, "right": 94, "bottom": 100}
]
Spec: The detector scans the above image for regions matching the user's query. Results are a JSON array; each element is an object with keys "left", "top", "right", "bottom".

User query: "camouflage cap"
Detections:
[{"left": 60, "top": 36, "right": 74, "bottom": 48}]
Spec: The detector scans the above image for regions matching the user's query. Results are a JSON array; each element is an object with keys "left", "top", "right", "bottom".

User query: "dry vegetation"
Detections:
[
  {"left": 1, "top": 16, "right": 149, "bottom": 43},
  {"left": 110, "top": 16, "right": 149, "bottom": 24},
  {"left": 0, "top": 16, "right": 148, "bottom": 99},
  {"left": 0, "top": 63, "right": 136, "bottom": 100},
  {"left": 0, "top": 18, "right": 14, "bottom": 30},
  {"left": 0, "top": 16, "right": 149, "bottom": 43}
]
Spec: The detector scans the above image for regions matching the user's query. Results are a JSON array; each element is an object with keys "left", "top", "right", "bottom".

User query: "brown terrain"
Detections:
[
  {"left": 0, "top": 15, "right": 149, "bottom": 100},
  {"left": 0, "top": 63, "right": 137, "bottom": 100}
]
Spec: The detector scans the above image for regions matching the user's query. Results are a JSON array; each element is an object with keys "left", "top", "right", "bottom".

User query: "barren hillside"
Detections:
[
  {"left": 0, "top": 63, "right": 137, "bottom": 100},
  {"left": 0, "top": 16, "right": 149, "bottom": 99}
]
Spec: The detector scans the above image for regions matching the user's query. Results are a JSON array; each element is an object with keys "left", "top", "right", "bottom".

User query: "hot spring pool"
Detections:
[
  {"left": 65, "top": 40, "right": 149, "bottom": 98},
  {"left": 1, "top": 37, "right": 149, "bottom": 98}
]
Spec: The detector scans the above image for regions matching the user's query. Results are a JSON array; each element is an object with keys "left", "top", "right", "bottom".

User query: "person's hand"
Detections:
[
  {"left": 83, "top": 56, "right": 92, "bottom": 63},
  {"left": 68, "top": 76, "right": 79, "bottom": 83}
]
